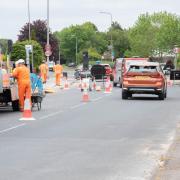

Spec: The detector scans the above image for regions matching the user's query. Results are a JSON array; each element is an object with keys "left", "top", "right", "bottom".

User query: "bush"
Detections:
[{"left": 11, "top": 40, "right": 44, "bottom": 69}]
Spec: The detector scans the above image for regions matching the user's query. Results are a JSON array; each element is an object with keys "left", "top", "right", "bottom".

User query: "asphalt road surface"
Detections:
[{"left": 0, "top": 85, "right": 180, "bottom": 180}]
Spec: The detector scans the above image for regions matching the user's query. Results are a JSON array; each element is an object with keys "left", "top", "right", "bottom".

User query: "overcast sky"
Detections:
[{"left": 0, "top": 0, "right": 180, "bottom": 41}]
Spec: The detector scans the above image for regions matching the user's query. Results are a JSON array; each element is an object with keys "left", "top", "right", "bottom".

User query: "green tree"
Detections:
[
  {"left": 18, "top": 20, "right": 59, "bottom": 61},
  {"left": 54, "top": 22, "right": 108, "bottom": 64},
  {"left": 11, "top": 40, "right": 44, "bottom": 68},
  {"left": 126, "top": 12, "right": 180, "bottom": 57}
]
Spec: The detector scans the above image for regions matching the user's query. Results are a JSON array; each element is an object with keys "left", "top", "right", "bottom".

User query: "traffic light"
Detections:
[
  {"left": 83, "top": 51, "right": 89, "bottom": 70},
  {"left": 7, "top": 40, "right": 13, "bottom": 54}
]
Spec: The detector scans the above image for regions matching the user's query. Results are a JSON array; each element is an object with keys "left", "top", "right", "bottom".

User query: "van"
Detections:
[{"left": 113, "top": 58, "right": 123, "bottom": 87}]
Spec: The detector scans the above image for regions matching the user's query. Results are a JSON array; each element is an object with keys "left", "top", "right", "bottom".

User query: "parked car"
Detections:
[
  {"left": 122, "top": 62, "right": 167, "bottom": 100},
  {"left": 48, "top": 61, "right": 55, "bottom": 71},
  {"left": 74, "top": 69, "right": 91, "bottom": 79},
  {"left": 91, "top": 64, "right": 113, "bottom": 81},
  {"left": 113, "top": 58, "right": 123, "bottom": 87},
  {"left": 67, "top": 62, "right": 76, "bottom": 67}
]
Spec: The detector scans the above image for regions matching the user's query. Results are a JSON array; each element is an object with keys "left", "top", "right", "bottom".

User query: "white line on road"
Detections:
[
  {"left": 92, "top": 97, "right": 103, "bottom": 102},
  {"left": 40, "top": 111, "right": 64, "bottom": 120},
  {"left": 70, "top": 103, "right": 86, "bottom": 109},
  {"left": 0, "top": 123, "right": 26, "bottom": 134}
]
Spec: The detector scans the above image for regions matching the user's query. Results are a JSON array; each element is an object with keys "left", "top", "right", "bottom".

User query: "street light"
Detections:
[
  {"left": 100, "top": 11, "right": 114, "bottom": 62},
  {"left": 46, "top": 0, "right": 50, "bottom": 65},
  {"left": 71, "top": 35, "right": 78, "bottom": 65},
  {"left": 27, "top": 0, "right": 31, "bottom": 41}
]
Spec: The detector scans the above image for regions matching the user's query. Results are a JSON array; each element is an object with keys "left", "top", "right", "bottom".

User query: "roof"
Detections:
[{"left": 128, "top": 61, "right": 159, "bottom": 66}]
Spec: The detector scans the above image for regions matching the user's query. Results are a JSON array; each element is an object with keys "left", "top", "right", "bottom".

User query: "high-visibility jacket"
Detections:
[
  {"left": 12, "top": 65, "right": 31, "bottom": 109},
  {"left": 53, "top": 64, "right": 63, "bottom": 74},
  {"left": 12, "top": 66, "right": 31, "bottom": 85},
  {"left": 39, "top": 63, "right": 48, "bottom": 74}
]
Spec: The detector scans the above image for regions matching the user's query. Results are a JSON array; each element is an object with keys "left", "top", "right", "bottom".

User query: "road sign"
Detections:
[
  {"left": 45, "top": 50, "right": 52, "bottom": 57},
  {"left": 45, "top": 44, "right": 52, "bottom": 57},
  {"left": 25, "top": 45, "right": 32, "bottom": 53},
  {"left": 45, "top": 44, "right": 51, "bottom": 51}
]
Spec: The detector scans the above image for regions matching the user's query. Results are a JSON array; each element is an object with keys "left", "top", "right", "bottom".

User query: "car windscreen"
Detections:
[{"left": 128, "top": 65, "right": 158, "bottom": 73}]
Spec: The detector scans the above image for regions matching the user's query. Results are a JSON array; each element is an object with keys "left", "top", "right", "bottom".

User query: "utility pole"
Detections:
[
  {"left": 28, "top": 0, "right": 31, "bottom": 41},
  {"left": 100, "top": 11, "right": 114, "bottom": 62},
  {"left": 75, "top": 36, "right": 78, "bottom": 65},
  {"left": 47, "top": 0, "right": 50, "bottom": 65}
]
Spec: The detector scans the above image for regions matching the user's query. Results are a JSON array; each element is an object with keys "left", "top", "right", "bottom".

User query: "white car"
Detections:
[
  {"left": 48, "top": 61, "right": 55, "bottom": 71},
  {"left": 113, "top": 58, "right": 123, "bottom": 87}
]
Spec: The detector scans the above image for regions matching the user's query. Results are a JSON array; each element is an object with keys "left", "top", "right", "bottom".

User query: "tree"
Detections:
[
  {"left": 11, "top": 40, "right": 44, "bottom": 68},
  {"left": 107, "top": 21, "right": 130, "bottom": 58},
  {"left": 18, "top": 20, "right": 59, "bottom": 62},
  {"left": 126, "top": 12, "right": 180, "bottom": 57},
  {"left": 54, "top": 22, "right": 108, "bottom": 64}
]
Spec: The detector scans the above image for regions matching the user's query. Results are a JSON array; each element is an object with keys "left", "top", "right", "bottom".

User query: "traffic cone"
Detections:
[
  {"left": 64, "top": 77, "right": 69, "bottom": 90},
  {"left": 92, "top": 77, "right": 97, "bottom": 90},
  {"left": 78, "top": 79, "right": 82, "bottom": 89},
  {"left": 96, "top": 85, "right": 101, "bottom": 92},
  {"left": 167, "top": 80, "right": 173, "bottom": 87},
  {"left": 104, "top": 76, "right": 111, "bottom": 94},
  {"left": 82, "top": 88, "right": 89, "bottom": 102},
  {"left": 19, "top": 98, "right": 35, "bottom": 121}
]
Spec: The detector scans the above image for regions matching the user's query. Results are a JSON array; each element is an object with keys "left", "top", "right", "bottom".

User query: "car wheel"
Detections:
[
  {"left": 110, "top": 75, "right": 114, "bottom": 81},
  {"left": 12, "top": 100, "right": 19, "bottom": 111},
  {"left": 122, "top": 90, "right": 128, "bottom": 99},
  {"left": 158, "top": 93, "right": 165, "bottom": 100},
  {"left": 119, "top": 83, "right": 122, "bottom": 88},
  {"left": 113, "top": 82, "right": 117, "bottom": 87}
]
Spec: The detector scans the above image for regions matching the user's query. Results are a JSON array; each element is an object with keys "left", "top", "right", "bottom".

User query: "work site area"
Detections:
[{"left": 1, "top": 0, "right": 180, "bottom": 179}]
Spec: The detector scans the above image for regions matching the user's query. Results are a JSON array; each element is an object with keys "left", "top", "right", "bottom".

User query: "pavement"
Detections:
[
  {"left": 152, "top": 105, "right": 180, "bottom": 180},
  {"left": 1, "top": 72, "right": 180, "bottom": 179},
  {"left": 43, "top": 76, "right": 180, "bottom": 180}
]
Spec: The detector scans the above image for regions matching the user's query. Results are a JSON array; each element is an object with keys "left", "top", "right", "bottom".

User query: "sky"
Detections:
[{"left": 0, "top": 0, "right": 180, "bottom": 42}]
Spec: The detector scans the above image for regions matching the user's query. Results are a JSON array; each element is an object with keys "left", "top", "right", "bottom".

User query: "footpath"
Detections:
[{"left": 152, "top": 122, "right": 180, "bottom": 180}]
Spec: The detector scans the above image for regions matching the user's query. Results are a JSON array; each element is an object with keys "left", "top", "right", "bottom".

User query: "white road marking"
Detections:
[
  {"left": 92, "top": 97, "right": 103, "bottom": 102},
  {"left": 70, "top": 103, "right": 86, "bottom": 109},
  {"left": 0, "top": 123, "right": 26, "bottom": 134},
  {"left": 40, "top": 111, "right": 63, "bottom": 120}
]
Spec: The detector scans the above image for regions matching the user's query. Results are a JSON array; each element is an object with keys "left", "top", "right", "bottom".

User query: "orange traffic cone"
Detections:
[
  {"left": 104, "top": 76, "right": 111, "bottom": 94},
  {"left": 167, "top": 80, "right": 173, "bottom": 87},
  {"left": 19, "top": 98, "right": 35, "bottom": 121},
  {"left": 78, "top": 79, "right": 82, "bottom": 89},
  {"left": 82, "top": 88, "right": 89, "bottom": 102},
  {"left": 92, "top": 77, "right": 97, "bottom": 90},
  {"left": 64, "top": 77, "right": 69, "bottom": 90}
]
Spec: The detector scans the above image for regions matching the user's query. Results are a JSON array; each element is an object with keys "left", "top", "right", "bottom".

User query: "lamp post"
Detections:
[
  {"left": 100, "top": 11, "right": 113, "bottom": 61},
  {"left": 28, "top": 0, "right": 31, "bottom": 41},
  {"left": 46, "top": 0, "right": 50, "bottom": 65}
]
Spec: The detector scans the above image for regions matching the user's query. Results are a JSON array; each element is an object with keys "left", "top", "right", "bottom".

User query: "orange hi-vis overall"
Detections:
[
  {"left": 12, "top": 65, "right": 31, "bottom": 110},
  {"left": 53, "top": 64, "right": 63, "bottom": 86},
  {"left": 39, "top": 63, "right": 48, "bottom": 83}
]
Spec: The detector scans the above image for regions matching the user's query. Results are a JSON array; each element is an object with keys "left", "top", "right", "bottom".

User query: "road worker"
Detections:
[
  {"left": 0, "top": 63, "right": 7, "bottom": 75},
  {"left": 39, "top": 60, "right": 48, "bottom": 83},
  {"left": 12, "top": 59, "right": 31, "bottom": 111},
  {"left": 53, "top": 61, "right": 63, "bottom": 86}
]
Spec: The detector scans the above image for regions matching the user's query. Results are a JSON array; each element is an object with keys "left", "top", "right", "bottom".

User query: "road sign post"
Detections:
[{"left": 25, "top": 45, "right": 32, "bottom": 69}]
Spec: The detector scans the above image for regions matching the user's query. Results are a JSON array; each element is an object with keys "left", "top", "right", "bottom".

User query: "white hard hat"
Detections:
[
  {"left": 15, "top": 60, "right": 20, "bottom": 65},
  {"left": 18, "top": 59, "right": 25, "bottom": 64}
]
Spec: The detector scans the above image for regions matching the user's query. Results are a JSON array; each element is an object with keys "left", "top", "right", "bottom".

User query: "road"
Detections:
[{"left": 0, "top": 83, "right": 180, "bottom": 180}]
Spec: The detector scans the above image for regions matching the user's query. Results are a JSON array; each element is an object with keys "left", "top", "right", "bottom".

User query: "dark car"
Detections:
[
  {"left": 74, "top": 69, "right": 91, "bottom": 79},
  {"left": 67, "top": 62, "right": 76, "bottom": 67},
  {"left": 91, "top": 64, "right": 113, "bottom": 81}
]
